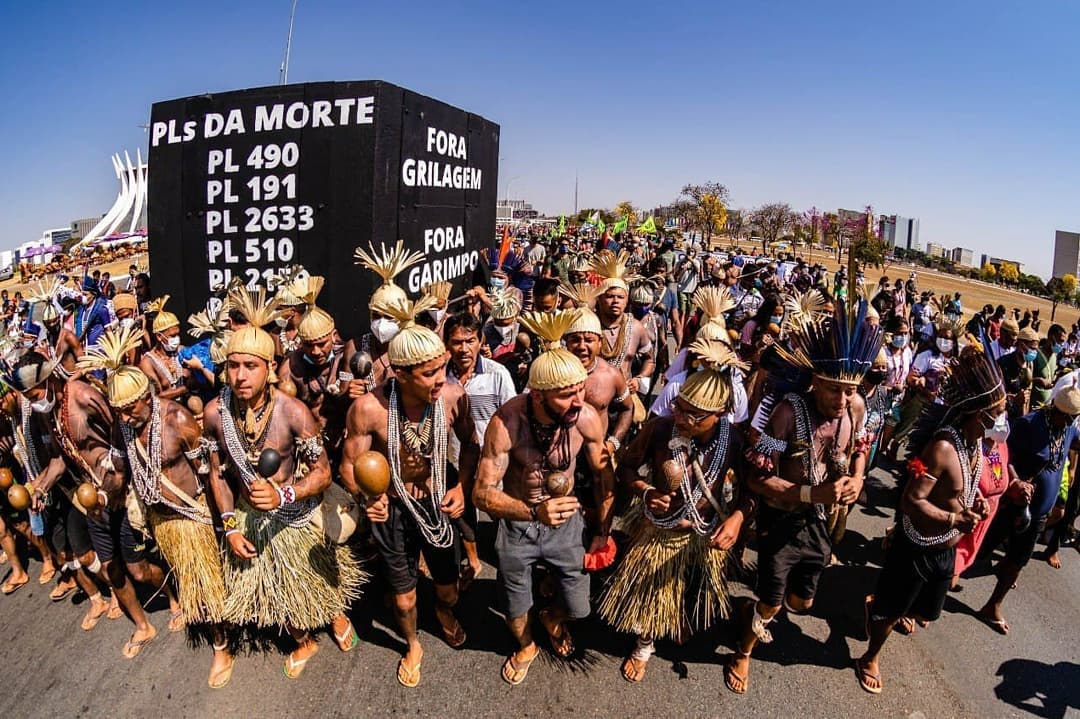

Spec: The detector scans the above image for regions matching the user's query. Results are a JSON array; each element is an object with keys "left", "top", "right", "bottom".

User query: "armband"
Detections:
[
  {"left": 754, "top": 432, "right": 788, "bottom": 457},
  {"left": 799, "top": 485, "right": 812, "bottom": 504},
  {"left": 634, "top": 376, "right": 652, "bottom": 395},
  {"left": 614, "top": 386, "right": 632, "bottom": 404},
  {"left": 295, "top": 435, "right": 324, "bottom": 464},
  {"left": 221, "top": 513, "right": 238, "bottom": 532},
  {"left": 277, "top": 486, "right": 297, "bottom": 506},
  {"left": 606, "top": 435, "right": 621, "bottom": 452}
]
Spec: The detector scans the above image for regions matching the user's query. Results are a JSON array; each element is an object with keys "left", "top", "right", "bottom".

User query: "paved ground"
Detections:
[{"left": 1, "top": 460, "right": 1077, "bottom": 719}]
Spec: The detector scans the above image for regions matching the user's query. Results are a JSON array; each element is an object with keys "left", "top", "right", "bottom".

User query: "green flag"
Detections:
[
  {"left": 596, "top": 217, "right": 606, "bottom": 234},
  {"left": 636, "top": 216, "right": 657, "bottom": 235},
  {"left": 557, "top": 215, "right": 566, "bottom": 236},
  {"left": 612, "top": 217, "right": 628, "bottom": 235}
]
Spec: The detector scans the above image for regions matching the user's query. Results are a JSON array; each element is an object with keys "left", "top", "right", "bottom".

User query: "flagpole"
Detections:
[{"left": 279, "top": 0, "right": 299, "bottom": 85}]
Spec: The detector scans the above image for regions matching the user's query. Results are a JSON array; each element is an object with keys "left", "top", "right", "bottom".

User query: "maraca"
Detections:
[
  {"left": 256, "top": 448, "right": 281, "bottom": 481},
  {"left": 353, "top": 450, "right": 391, "bottom": 496},
  {"left": 350, "top": 351, "right": 373, "bottom": 379},
  {"left": 0, "top": 467, "right": 13, "bottom": 490},
  {"left": 7, "top": 484, "right": 30, "bottom": 511},
  {"left": 186, "top": 395, "right": 205, "bottom": 416},
  {"left": 76, "top": 482, "right": 99, "bottom": 510},
  {"left": 658, "top": 459, "right": 684, "bottom": 493},
  {"left": 544, "top": 472, "right": 572, "bottom": 498}
]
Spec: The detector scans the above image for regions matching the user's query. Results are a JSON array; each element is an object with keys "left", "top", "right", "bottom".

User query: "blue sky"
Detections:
[{"left": 1, "top": 1, "right": 1077, "bottom": 277}]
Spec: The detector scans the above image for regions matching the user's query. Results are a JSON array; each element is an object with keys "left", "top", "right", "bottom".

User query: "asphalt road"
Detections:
[{"left": 1, "top": 461, "right": 1078, "bottom": 719}]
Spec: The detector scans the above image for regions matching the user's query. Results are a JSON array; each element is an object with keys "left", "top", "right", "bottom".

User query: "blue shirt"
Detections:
[{"left": 1007, "top": 411, "right": 1078, "bottom": 517}]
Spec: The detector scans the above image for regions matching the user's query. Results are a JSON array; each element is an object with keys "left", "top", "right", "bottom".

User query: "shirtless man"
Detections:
[
  {"left": 858, "top": 350, "right": 1006, "bottom": 693},
  {"left": 730, "top": 376, "right": 868, "bottom": 693},
  {"left": 81, "top": 327, "right": 235, "bottom": 687},
  {"left": 278, "top": 305, "right": 351, "bottom": 461},
  {"left": 205, "top": 323, "right": 362, "bottom": 680},
  {"left": 596, "top": 283, "right": 655, "bottom": 394},
  {"left": 15, "top": 352, "right": 161, "bottom": 658},
  {"left": 473, "top": 310, "right": 615, "bottom": 685},
  {"left": 342, "top": 296, "right": 479, "bottom": 688}
]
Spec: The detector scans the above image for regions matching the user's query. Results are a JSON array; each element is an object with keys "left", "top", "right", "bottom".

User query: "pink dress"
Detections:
[{"left": 954, "top": 440, "right": 1010, "bottom": 576}]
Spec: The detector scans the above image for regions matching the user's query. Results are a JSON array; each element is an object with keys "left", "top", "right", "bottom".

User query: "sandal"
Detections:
[
  {"left": 122, "top": 631, "right": 157, "bottom": 659},
  {"left": 539, "top": 609, "right": 574, "bottom": 658},
  {"left": 50, "top": 582, "right": 77, "bottom": 602},
  {"left": 977, "top": 613, "right": 1009, "bottom": 635},
  {"left": 397, "top": 655, "right": 422, "bottom": 688},
  {"left": 81, "top": 600, "right": 109, "bottom": 631},
  {"left": 168, "top": 610, "right": 186, "bottom": 634},
  {"left": 724, "top": 650, "right": 750, "bottom": 694},
  {"left": 283, "top": 643, "right": 319, "bottom": 680},
  {"left": 208, "top": 644, "right": 235, "bottom": 690},
  {"left": 855, "top": 656, "right": 883, "bottom": 694},
  {"left": 107, "top": 599, "right": 124, "bottom": 621},
  {"left": 440, "top": 619, "right": 467, "bottom": 649},
  {"left": 37, "top": 566, "right": 57, "bottom": 585},
  {"left": 894, "top": 616, "right": 915, "bottom": 635},
  {"left": 621, "top": 655, "right": 648, "bottom": 682},
  {"left": 501, "top": 651, "right": 536, "bottom": 686},
  {"left": 1, "top": 577, "right": 28, "bottom": 595},
  {"left": 333, "top": 621, "right": 359, "bottom": 653}
]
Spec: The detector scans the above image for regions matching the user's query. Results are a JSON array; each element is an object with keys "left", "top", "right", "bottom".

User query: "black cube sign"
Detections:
[{"left": 147, "top": 81, "right": 499, "bottom": 340}]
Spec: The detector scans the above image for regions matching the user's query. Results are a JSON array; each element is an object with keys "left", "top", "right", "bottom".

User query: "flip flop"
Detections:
[
  {"left": 724, "top": 651, "right": 750, "bottom": 694},
  {"left": 167, "top": 610, "right": 186, "bottom": 634},
  {"left": 458, "top": 563, "right": 477, "bottom": 593},
  {"left": 37, "top": 566, "right": 57, "bottom": 585},
  {"left": 1, "top": 578, "right": 28, "bottom": 595},
  {"left": 283, "top": 644, "right": 318, "bottom": 680},
  {"left": 208, "top": 646, "right": 235, "bottom": 690},
  {"left": 978, "top": 614, "right": 1009, "bottom": 635},
  {"left": 81, "top": 601, "right": 109, "bottom": 631},
  {"left": 440, "top": 620, "right": 467, "bottom": 649},
  {"left": 894, "top": 617, "right": 915, "bottom": 636},
  {"left": 855, "top": 657, "right": 883, "bottom": 694},
  {"left": 50, "top": 582, "right": 77, "bottom": 602},
  {"left": 333, "top": 621, "right": 359, "bottom": 653},
  {"left": 501, "top": 652, "right": 536, "bottom": 686},
  {"left": 122, "top": 632, "right": 157, "bottom": 659},
  {"left": 107, "top": 601, "right": 124, "bottom": 621},
  {"left": 539, "top": 609, "right": 574, "bottom": 658},
  {"left": 397, "top": 656, "right": 422, "bottom": 688},
  {"left": 621, "top": 655, "right": 648, "bottom": 682}
]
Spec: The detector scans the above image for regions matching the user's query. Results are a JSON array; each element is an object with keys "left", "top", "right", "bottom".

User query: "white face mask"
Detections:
[
  {"left": 984, "top": 412, "right": 1010, "bottom": 442},
  {"left": 371, "top": 318, "right": 400, "bottom": 345},
  {"left": 936, "top": 338, "right": 954, "bottom": 353},
  {"left": 274, "top": 316, "right": 289, "bottom": 328},
  {"left": 119, "top": 317, "right": 135, "bottom": 330},
  {"left": 163, "top": 336, "right": 181, "bottom": 353},
  {"left": 31, "top": 389, "right": 55, "bottom": 414},
  {"left": 428, "top": 307, "right": 447, "bottom": 324},
  {"left": 494, "top": 323, "right": 516, "bottom": 342}
]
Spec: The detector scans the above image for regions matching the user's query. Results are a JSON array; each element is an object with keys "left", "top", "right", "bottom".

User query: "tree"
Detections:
[
  {"left": 980, "top": 264, "right": 997, "bottom": 282},
  {"left": 613, "top": 201, "right": 638, "bottom": 224},
  {"left": 998, "top": 262, "right": 1020, "bottom": 285},
  {"left": 724, "top": 208, "right": 748, "bottom": 244},
  {"left": 679, "top": 182, "right": 729, "bottom": 247},
  {"left": 749, "top": 202, "right": 798, "bottom": 254},
  {"left": 1062, "top": 273, "right": 1078, "bottom": 296}
]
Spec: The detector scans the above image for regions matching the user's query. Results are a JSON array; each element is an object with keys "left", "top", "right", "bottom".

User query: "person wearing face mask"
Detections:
[
  {"left": 739, "top": 295, "right": 784, "bottom": 363},
  {"left": 974, "top": 384, "right": 1080, "bottom": 635},
  {"left": 73, "top": 276, "right": 116, "bottom": 350},
  {"left": 278, "top": 300, "right": 350, "bottom": 463},
  {"left": 1030, "top": 324, "right": 1066, "bottom": 409},
  {"left": 890, "top": 324, "right": 957, "bottom": 457},
  {"left": 880, "top": 317, "right": 914, "bottom": 462},
  {"left": 591, "top": 251, "right": 655, "bottom": 398},
  {"left": 988, "top": 317, "right": 1019, "bottom": 361},
  {"left": 139, "top": 297, "right": 190, "bottom": 404},
  {"left": 997, "top": 326, "right": 1039, "bottom": 418},
  {"left": 481, "top": 287, "right": 523, "bottom": 361},
  {"left": 347, "top": 241, "right": 427, "bottom": 396}
]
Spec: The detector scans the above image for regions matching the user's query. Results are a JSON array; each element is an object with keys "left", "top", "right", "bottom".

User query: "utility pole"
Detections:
[{"left": 279, "top": 0, "right": 299, "bottom": 85}]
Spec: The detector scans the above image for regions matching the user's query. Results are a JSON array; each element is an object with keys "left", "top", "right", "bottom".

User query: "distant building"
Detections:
[
  {"left": 877, "top": 214, "right": 921, "bottom": 251},
  {"left": 950, "top": 247, "right": 974, "bottom": 266},
  {"left": 926, "top": 243, "right": 948, "bottom": 259},
  {"left": 981, "top": 254, "right": 1025, "bottom": 274},
  {"left": 70, "top": 216, "right": 102, "bottom": 241},
  {"left": 496, "top": 198, "right": 538, "bottom": 222},
  {"left": 1052, "top": 230, "right": 1080, "bottom": 278}
]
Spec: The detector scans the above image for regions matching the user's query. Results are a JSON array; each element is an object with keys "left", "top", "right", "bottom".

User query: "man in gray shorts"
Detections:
[{"left": 474, "top": 310, "right": 615, "bottom": 686}]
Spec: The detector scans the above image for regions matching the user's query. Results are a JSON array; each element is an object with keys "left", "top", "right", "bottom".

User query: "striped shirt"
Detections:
[{"left": 446, "top": 355, "right": 517, "bottom": 464}]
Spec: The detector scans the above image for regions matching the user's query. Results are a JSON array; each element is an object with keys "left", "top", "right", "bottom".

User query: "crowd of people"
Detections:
[{"left": 0, "top": 230, "right": 1077, "bottom": 699}]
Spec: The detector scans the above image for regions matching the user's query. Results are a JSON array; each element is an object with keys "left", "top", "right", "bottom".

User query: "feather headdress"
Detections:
[
  {"left": 590, "top": 250, "right": 637, "bottom": 292},
  {"left": 782, "top": 289, "right": 828, "bottom": 331},
  {"left": 370, "top": 294, "right": 444, "bottom": 368},
  {"left": 354, "top": 241, "right": 426, "bottom": 307},
  {"left": 489, "top": 287, "right": 522, "bottom": 321},
  {"left": 691, "top": 286, "right": 736, "bottom": 326},
  {"left": 517, "top": 310, "right": 589, "bottom": 391},
  {"left": 76, "top": 324, "right": 148, "bottom": 408},
  {"left": 774, "top": 298, "right": 885, "bottom": 386}
]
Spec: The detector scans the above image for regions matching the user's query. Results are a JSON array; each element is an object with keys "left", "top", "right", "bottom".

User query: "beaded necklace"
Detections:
[
  {"left": 903, "top": 425, "right": 981, "bottom": 546},
  {"left": 147, "top": 349, "right": 182, "bottom": 387},
  {"left": 601, "top": 314, "right": 633, "bottom": 369},
  {"left": 525, "top": 398, "right": 572, "bottom": 474},
  {"left": 387, "top": 380, "right": 453, "bottom": 547},
  {"left": 645, "top": 420, "right": 731, "bottom": 535}
]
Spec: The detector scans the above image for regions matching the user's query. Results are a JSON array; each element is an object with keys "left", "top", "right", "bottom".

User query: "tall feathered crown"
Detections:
[
  {"left": 691, "top": 286, "right": 735, "bottom": 326},
  {"left": 931, "top": 295, "right": 965, "bottom": 337},
  {"left": 782, "top": 289, "right": 828, "bottom": 332},
  {"left": 268, "top": 264, "right": 308, "bottom": 306},
  {"left": 775, "top": 298, "right": 885, "bottom": 386},
  {"left": 568, "top": 252, "right": 592, "bottom": 274},
  {"left": 354, "top": 241, "right": 426, "bottom": 307},
  {"left": 76, "top": 325, "right": 148, "bottom": 408},
  {"left": 558, "top": 282, "right": 603, "bottom": 308},
  {"left": 517, "top": 310, "right": 589, "bottom": 391},
  {"left": 370, "top": 294, "right": 444, "bottom": 367},
  {"left": 489, "top": 288, "right": 522, "bottom": 320}
]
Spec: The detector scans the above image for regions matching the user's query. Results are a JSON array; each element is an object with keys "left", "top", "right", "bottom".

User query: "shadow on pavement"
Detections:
[{"left": 994, "top": 658, "right": 1080, "bottom": 719}]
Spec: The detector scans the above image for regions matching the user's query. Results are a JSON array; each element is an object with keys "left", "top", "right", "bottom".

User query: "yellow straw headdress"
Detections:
[
  {"left": 188, "top": 308, "right": 231, "bottom": 366},
  {"left": 370, "top": 294, "right": 446, "bottom": 368},
  {"left": 590, "top": 250, "right": 636, "bottom": 293},
  {"left": 489, "top": 288, "right": 522, "bottom": 321},
  {"left": 691, "top": 286, "right": 735, "bottom": 326},
  {"left": 225, "top": 286, "right": 282, "bottom": 329},
  {"left": 558, "top": 281, "right": 603, "bottom": 309},
  {"left": 354, "top": 241, "right": 426, "bottom": 307},
  {"left": 76, "top": 324, "right": 148, "bottom": 408},
  {"left": 148, "top": 295, "right": 179, "bottom": 334},
  {"left": 679, "top": 337, "right": 748, "bottom": 413},
  {"left": 295, "top": 276, "right": 335, "bottom": 342},
  {"left": 517, "top": 310, "right": 589, "bottom": 391},
  {"left": 782, "top": 289, "right": 828, "bottom": 333},
  {"left": 421, "top": 281, "right": 453, "bottom": 306}
]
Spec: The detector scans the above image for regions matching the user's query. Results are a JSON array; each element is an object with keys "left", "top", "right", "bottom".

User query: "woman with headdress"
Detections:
[
  {"left": 859, "top": 344, "right": 1007, "bottom": 693},
  {"left": 347, "top": 241, "right": 427, "bottom": 394},
  {"left": 600, "top": 338, "right": 753, "bottom": 682},
  {"left": 889, "top": 313, "right": 959, "bottom": 456},
  {"left": 138, "top": 296, "right": 191, "bottom": 406}
]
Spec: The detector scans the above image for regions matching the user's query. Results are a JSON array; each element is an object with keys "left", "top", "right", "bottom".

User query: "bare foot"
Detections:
[{"left": 1047, "top": 552, "right": 1062, "bottom": 569}]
